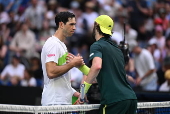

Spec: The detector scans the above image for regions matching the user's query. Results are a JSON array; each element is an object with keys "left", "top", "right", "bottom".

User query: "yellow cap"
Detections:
[{"left": 95, "top": 15, "right": 114, "bottom": 35}]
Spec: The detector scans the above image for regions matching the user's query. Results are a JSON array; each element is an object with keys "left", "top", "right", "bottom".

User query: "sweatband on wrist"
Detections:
[
  {"left": 84, "top": 81, "right": 92, "bottom": 94},
  {"left": 78, "top": 65, "right": 90, "bottom": 75}
]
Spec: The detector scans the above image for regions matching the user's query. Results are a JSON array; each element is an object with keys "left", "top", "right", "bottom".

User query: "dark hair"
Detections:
[
  {"left": 0, "top": 3, "right": 4, "bottom": 12},
  {"left": 25, "top": 68, "right": 33, "bottom": 77},
  {"left": 12, "top": 54, "right": 20, "bottom": 60},
  {"left": 55, "top": 11, "right": 75, "bottom": 30},
  {"left": 0, "top": 36, "right": 4, "bottom": 49},
  {"left": 95, "top": 22, "right": 112, "bottom": 38},
  {"left": 165, "top": 37, "right": 170, "bottom": 48}
]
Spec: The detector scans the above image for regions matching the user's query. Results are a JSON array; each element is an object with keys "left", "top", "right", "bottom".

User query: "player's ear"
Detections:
[{"left": 59, "top": 22, "right": 64, "bottom": 29}]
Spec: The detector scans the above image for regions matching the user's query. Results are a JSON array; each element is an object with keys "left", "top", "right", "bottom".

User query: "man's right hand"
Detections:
[
  {"left": 67, "top": 53, "right": 85, "bottom": 67},
  {"left": 71, "top": 55, "right": 84, "bottom": 68},
  {"left": 77, "top": 94, "right": 89, "bottom": 105}
]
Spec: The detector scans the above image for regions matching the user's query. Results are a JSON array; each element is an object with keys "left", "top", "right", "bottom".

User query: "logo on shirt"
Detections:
[
  {"left": 47, "top": 54, "right": 55, "bottom": 57},
  {"left": 89, "top": 53, "right": 94, "bottom": 57}
]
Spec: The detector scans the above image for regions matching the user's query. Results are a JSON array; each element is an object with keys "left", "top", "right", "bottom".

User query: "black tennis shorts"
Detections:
[{"left": 99, "top": 99, "right": 137, "bottom": 114}]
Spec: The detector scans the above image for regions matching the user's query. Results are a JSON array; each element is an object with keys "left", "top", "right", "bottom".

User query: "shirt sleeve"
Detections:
[
  {"left": 72, "top": 87, "right": 77, "bottom": 95},
  {"left": 89, "top": 43, "right": 102, "bottom": 62},
  {"left": 45, "top": 43, "right": 60, "bottom": 64}
]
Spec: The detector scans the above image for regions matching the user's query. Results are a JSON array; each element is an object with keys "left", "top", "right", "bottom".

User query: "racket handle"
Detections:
[
  {"left": 80, "top": 98, "right": 84, "bottom": 102},
  {"left": 80, "top": 84, "right": 85, "bottom": 102}
]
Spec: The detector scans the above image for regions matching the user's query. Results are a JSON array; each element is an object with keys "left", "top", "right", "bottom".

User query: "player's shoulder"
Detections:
[
  {"left": 91, "top": 41, "right": 100, "bottom": 47},
  {"left": 45, "top": 37, "right": 59, "bottom": 46},
  {"left": 90, "top": 42, "right": 102, "bottom": 50}
]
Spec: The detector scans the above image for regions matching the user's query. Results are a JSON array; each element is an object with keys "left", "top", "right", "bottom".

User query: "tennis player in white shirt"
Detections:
[{"left": 41, "top": 11, "right": 84, "bottom": 106}]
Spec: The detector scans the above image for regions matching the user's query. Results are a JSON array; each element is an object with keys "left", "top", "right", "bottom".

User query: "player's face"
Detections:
[{"left": 63, "top": 17, "right": 76, "bottom": 37}]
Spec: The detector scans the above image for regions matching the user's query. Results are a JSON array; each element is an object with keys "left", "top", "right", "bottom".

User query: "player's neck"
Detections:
[
  {"left": 95, "top": 33, "right": 104, "bottom": 41},
  {"left": 53, "top": 30, "right": 65, "bottom": 42}
]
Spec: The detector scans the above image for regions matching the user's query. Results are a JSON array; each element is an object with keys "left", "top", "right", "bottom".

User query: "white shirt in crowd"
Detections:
[
  {"left": 134, "top": 49, "right": 158, "bottom": 91},
  {"left": 1, "top": 63, "right": 25, "bottom": 79},
  {"left": 20, "top": 77, "right": 37, "bottom": 87},
  {"left": 159, "top": 81, "right": 170, "bottom": 92}
]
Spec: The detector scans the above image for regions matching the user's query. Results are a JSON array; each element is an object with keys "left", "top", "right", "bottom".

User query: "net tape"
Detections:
[
  {"left": 0, "top": 104, "right": 100, "bottom": 113},
  {"left": 1, "top": 101, "right": 170, "bottom": 113}
]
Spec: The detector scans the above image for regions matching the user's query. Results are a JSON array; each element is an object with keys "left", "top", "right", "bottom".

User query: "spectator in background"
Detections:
[
  {"left": 68, "top": 1, "right": 89, "bottom": 65},
  {"left": 99, "top": 0, "right": 122, "bottom": 19},
  {"left": 0, "top": 3, "right": 11, "bottom": 43},
  {"left": 111, "top": 30, "right": 123, "bottom": 45},
  {"left": 159, "top": 69, "right": 170, "bottom": 91},
  {"left": 0, "top": 55, "right": 25, "bottom": 86},
  {"left": 69, "top": 1, "right": 88, "bottom": 40},
  {"left": 29, "top": 57, "right": 43, "bottom": 87},
  {"left": 125, "top": 23, "right": 138, "bottom": 46},
  {"left": 0, "top": 0, "right": 14, "bottom": 12},
  {"left": 162, "top": 37, "right": 170, "bottom": 59},
  {"left": 45, "top": 0, "right": 58, "bottom": 29},
  {"left": 147, "top": 38, "right": 161, "bottom": 70},
  {"left": 30, "top": 57, "right": 43, "bottom": 80},
  {"left": 71, "top": 4, "right": 88, "bottom": 31},
  {"left": 17, "top": 5, "right": 26, "bottom": 23},
  {"left": 125, "top": 58, "right": 136, "bottom": 88},
  {"left": 113, "top": 10, "right": 128, "bottom": 33},
  {"left": 130, "top": 41, "right": 158, "bottom": 91},
  {"left": 0, "top": 36, "right": 7, "bottom": 72},
  {"left": 165, "top": 22, "right": 170, "bottom": 38},
  {"left": 150, "top": 25, "right": 165, "bottom": 50},
  {"left": 83, "top": 1, "right": 98, "bottom": 33},
  {"left": 158, "top": 8, "right": 169, "bottom": 32},
  {"left": 9, "top": 23, "right": 39, "bottom": 61},
  {"left": 158, "top": 56, "right": 170, "bottom": 91},
  {"left": 7, "top": 11, "right": 20, "bottom": 38},
  {"left": 137, "top": 22, "right": 153, "bottom": 48},
  {"left": 24, "top": 0, "right": 46, "bottom": 38},
  {"left": 21, "top": 68, "right": 37, "bottom": 87},
  {"left": 127, "top": 0, "right": 149, "bottom": 31},
  {"left": 36, "top": 20, "right": 55, "bottom": 52},
  {"left": 0, "top": 22, "right": 11, "bottom": 45},
  {"left": 165, "top": 3, "right": 170, "bottom": 21},
  {"left": 144, "top": 8, "right": 154, "bottom": 35},
  {"left": 82, "top": 1, "right": 99, "bottom": 46}
]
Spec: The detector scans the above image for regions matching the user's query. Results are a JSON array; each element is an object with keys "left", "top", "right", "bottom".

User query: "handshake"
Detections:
[{"left": 66, "top": 53, "right": 90, "bottom": 75}]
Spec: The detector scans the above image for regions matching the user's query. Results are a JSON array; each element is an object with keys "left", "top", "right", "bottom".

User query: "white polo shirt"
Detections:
[
  {"left": 134, "top": 49, "right": 158, "bottom": 88},
  {"left": 41, "top": 36, "right": 76, "bottom": 106}
]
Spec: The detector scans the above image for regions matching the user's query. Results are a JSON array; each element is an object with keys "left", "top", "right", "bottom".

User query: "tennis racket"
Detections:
[
  {"left": 73, "top": 84, "right": 85, "bottom": 105},
  {"left": 80, "top": 84, "right": 85, "bottom": 102}
]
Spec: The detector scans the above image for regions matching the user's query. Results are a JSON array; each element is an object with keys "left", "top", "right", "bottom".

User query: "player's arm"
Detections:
[
  {"left": 136, "top": 69, "right": 155, "bottom": 85},
  {"left": 46, "top": 56, "right": 83, "bottom": 79},
  {"left": 67, "top": 53, "right": 90, "bottom": 75},
  {"left": 84, "top": 57, "right": 102, "bottom": 93}
]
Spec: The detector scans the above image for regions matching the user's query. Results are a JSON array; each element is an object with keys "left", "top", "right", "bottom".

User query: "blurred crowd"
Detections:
[{"left": 1, "top": 0, "right": 170, "bottom": 92}]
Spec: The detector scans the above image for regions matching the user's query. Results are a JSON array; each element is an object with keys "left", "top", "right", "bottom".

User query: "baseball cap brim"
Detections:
[{"left": 99, "top": 26, "right": 112, "bottom": 35}]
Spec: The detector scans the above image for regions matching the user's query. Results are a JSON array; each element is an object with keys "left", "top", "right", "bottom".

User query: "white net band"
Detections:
[{"left": 1, "top": 101, "right": 170, "bottom": 113}]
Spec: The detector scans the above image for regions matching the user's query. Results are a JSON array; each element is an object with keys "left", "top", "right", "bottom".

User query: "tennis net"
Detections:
[{"left": 1, "top": 101, "right": 170, "bottom": 114}]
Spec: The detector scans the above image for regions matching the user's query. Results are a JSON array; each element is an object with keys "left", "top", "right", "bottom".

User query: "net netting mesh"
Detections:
[{"left": 1, "top": 101, "right": 170, "bottom": 114}]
